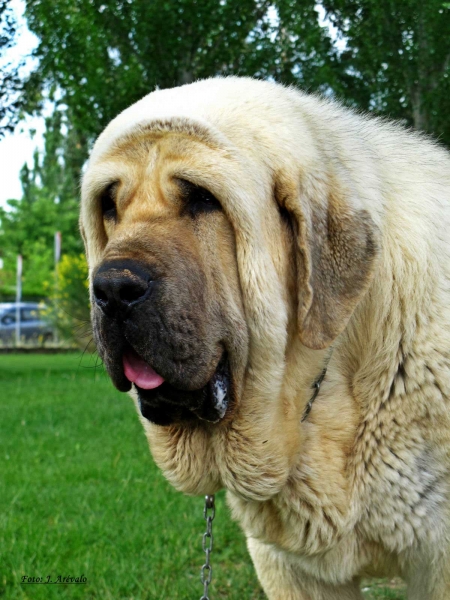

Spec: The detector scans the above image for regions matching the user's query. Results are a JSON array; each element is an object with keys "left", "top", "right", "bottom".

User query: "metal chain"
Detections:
[{"left": 200, "top": 495, "right": 215, "bottom": 600}]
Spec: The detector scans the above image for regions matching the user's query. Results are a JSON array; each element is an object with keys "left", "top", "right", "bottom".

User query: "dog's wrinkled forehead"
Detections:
[
  {"left": 84, "top": 76, "right": 317, "bottom": 175},
  {"left": 88, "top": 78, "right": 266, "bottom": 163},
  {"left": 90, "top": 117, "right": 226, "bottom": 168},
  {"left": 81, "top": 102, "right": 278, "bottom": 273},
  {"left": 82, "top": 115, "right": 264, "bottom": 221}
]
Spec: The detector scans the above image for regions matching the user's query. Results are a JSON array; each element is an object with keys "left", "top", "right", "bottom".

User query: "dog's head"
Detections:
[
  {"left": 81, "top": 78, "right": 378, "bottom": 493},
  {"left": 81, "top": 122, "right": 250, "bottom": 426}
]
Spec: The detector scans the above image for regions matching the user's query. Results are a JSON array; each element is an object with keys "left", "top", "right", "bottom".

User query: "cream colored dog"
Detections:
[{"left": 80, "top": 77, "right": 450, "bottom": 599}]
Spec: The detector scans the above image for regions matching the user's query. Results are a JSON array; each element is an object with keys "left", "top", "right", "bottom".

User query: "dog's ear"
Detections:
[{"left": 276, "top": 170, "right": 379, "bottom": 349}]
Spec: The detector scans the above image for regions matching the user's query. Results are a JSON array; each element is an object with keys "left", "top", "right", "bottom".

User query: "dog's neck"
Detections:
[{"left": 301, "top": 359, "right": 330, "bottom": 422}]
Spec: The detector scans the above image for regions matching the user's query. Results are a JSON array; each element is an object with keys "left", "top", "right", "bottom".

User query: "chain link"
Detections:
[{"left": 200, "top": 495, "right": 215, "bottom": 600}]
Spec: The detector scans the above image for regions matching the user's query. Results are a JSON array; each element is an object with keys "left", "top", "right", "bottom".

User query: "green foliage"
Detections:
[
  {"left": 0, "top": 195, "right": 56, "bottom": 298},
  {"left": 23, "top": 0, "right": 337, "bottom": 139},
  {"left": 0, "top": 109, "right": 84, "bottom": 300},
  {"left": 0, "top": 0, "right": 23, "bottom": 137},
  {"left": 363, "top": 579, "right": 406, "bottom": 599},
  {"left": 21, "top": 0, "right": 450, "bottom": 144},
  {"left": 323, "top": 0, "right": 450, "bottom": 141},
  {"left": 50, "top": 253, "right": 91, "bottom": 347}
]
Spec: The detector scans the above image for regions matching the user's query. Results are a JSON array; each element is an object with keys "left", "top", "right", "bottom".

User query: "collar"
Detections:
[{"left": 301, "top": 351, "right": 333, "bottom": 422}]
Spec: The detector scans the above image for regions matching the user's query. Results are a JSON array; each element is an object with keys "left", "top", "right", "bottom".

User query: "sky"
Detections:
[{"left": 0, "top": 0, "right": 44, "bottom": 209}]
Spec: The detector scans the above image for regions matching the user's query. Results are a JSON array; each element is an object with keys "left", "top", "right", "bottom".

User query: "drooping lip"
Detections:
[{"left": 119, "top": 346, "right": 232, "bottom": 426}]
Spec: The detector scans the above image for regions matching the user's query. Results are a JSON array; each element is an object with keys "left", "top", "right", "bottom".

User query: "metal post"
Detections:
[
  {"left": 54, "top": 232, "right": 61, "bottom": 344},
  {"left": 15, "top": 254, "right": 22, "bottom": 346}
]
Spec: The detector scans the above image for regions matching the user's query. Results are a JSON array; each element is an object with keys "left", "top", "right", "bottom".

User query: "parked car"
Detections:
[{"left": 0, "top": 302, "right": 54, "bottom": 343}]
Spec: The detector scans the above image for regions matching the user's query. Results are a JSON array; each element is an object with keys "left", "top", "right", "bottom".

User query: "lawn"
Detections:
[{"left": 0, "top": 353, "right": 406, "bottom": 599}]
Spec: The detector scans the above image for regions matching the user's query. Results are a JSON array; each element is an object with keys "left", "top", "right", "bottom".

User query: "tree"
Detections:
[
  {"left": 22, "top": 1, "right": 450, "bottom": 144},
  {"left": 322, "top": 0, "right": 450, "bottom": 142},
  {"left": 23, "top": 0, "right": 337, "bottom": 140},
  {"left": 0, "top": 109, "right": 84, "bottom": 298},
  {"left": 0, "top": 0, "right": 23, "bottom": 137}
]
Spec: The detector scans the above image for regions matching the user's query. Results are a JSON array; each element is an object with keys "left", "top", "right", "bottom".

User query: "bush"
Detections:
[{"left": 48, "top": 253, "right": 92, "bottom": 348}]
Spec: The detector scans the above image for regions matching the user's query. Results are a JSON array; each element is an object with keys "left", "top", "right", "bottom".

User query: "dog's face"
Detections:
[
  {"left": 82, "top": 131, "right": 256, "bottom": 426},
  {"left": 81, "top": 79, "right": 379, "bottom": 496}
]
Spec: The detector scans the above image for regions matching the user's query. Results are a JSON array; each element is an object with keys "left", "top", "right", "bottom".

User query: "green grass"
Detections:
[
  {"left": 0, "top": 354, "right": 406, "bottom": 599},
  {"left": 362, "top": 579, "right": 406, "bottom": 599}
]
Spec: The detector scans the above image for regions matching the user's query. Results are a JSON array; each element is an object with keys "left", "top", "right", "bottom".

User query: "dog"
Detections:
[{"left": 80, "top": 77, "right": 450, "bottom": 599}]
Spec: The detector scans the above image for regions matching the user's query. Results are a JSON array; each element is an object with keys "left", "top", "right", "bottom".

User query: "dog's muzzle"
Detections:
[{"left": 91, "top": 258, "right": 232, "bottom": 426}]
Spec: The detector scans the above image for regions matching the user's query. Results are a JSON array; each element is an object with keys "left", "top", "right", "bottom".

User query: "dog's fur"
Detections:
[{"left": 81, "top": 77, "right": 450, "bottom": 599}]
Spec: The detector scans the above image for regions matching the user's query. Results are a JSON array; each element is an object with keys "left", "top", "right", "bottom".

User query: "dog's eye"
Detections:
[
  {"left": 179, "top": 180, "right": 221, "bottom": 217},
  {"left": 100, "top": 183, "right": 117, "bottom": 220}
]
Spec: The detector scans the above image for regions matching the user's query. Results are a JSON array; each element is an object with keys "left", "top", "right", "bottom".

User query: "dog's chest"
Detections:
[
  {"left": 228, "top": 406, "right": 449, "bottom": 581},
  {"left": 227, "top": 454, "right": 356, "bottom": 556}
]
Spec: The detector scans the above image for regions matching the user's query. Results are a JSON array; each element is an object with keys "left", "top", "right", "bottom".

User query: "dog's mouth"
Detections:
[{"left": 121, "top": 346, "right": 232, "bottom": 426}]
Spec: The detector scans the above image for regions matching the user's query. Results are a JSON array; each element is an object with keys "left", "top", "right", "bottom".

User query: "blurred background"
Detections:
[{"left": 1, "top": 1, "right": 449, "bottom": 598}]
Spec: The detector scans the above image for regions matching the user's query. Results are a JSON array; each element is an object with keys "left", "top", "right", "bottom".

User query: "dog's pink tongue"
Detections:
[{"left": 123, "top": 349, "right": 165, "bottom": 390}]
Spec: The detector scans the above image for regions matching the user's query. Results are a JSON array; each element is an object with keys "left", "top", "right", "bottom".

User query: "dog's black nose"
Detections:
[{"left": 93, "top": 260, "right": 153, "bottom": 316}]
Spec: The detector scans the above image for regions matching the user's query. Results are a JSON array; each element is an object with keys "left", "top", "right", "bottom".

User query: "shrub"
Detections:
[{"left": 47, "top": 253, "right": 91, "bottom": 348}]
